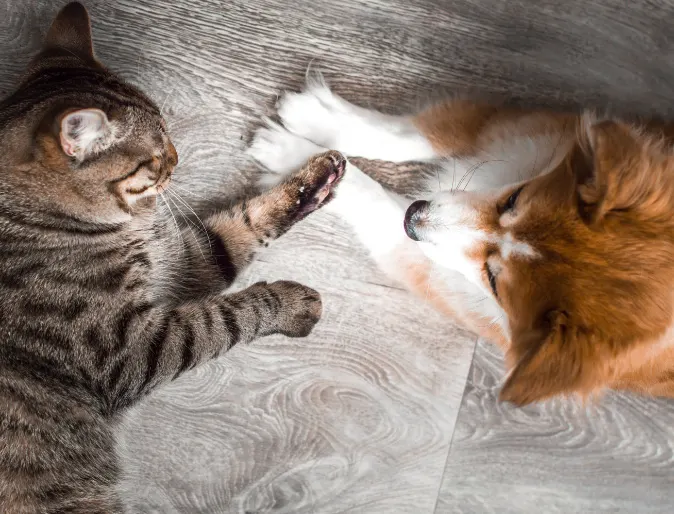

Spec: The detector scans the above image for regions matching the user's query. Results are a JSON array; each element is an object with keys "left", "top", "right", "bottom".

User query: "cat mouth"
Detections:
[
  {"left": 154, "top": 168, "right": 174, "bottom": 195},
  {"left": 156, "top": 177, "right": 171, "bottom": 194}
]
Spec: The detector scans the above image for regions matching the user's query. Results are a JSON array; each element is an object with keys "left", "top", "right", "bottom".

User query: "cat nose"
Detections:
[{"left": 404, "top": 200, "right": 430, "bottom": 241}]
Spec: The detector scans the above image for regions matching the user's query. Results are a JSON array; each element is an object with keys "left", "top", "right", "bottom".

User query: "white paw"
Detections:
[
  {"left": 276, "top": 80, "right": 353, "bottom": 149},
  {"left": 247, "top": 119, "right": 323, "bottom": 189},
  {"left": 276, "top": 75, "right": 437, "bottom": 162}
]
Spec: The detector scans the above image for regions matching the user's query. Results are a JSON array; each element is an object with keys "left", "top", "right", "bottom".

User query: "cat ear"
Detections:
[
  {"left": 44, "top": 2, "right": 95, "bottom": 60},
  {"left": 60, "top": 109, "right": 113, "bottom": 160}
]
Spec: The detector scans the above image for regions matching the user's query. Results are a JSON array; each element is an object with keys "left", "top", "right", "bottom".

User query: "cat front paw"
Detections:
[
  {"left": 266, "top": 280, "right": 323, "bottom": 338},
  {"left": 283, "top": 150, "right": 346, "bottom": 221}
]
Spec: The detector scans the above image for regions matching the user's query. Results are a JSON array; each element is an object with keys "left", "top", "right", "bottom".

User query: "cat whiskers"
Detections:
[
  {"left": 158, "top": 193, "right": 186, "bottom": 254},
  {"left": 165, "top": 188, "right": 213, "bottom": 257},
  {"left": 166, "top": 189, "right": 213, "bottom": 262},
  {"left": 170, "top": 182, "right": 214, "bottom": 204},
  {"left": 159, "top": 87, "right": 176, "bottom": 117},
  {"left": 162, "top": 192, "right": 206, "bottom": 263}
]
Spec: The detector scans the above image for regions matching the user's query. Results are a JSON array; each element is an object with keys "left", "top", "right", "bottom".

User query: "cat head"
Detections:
[{"left": 0, "top": 2, "right": 178, "bottom": 226}]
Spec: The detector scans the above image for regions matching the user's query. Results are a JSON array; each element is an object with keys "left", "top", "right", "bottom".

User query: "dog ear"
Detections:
[
  {"left": 578, "top": 120, "right": 667, "bottom": 225},
  {"left": 499, "top": 311, "right": 606, "bottom": 405}
]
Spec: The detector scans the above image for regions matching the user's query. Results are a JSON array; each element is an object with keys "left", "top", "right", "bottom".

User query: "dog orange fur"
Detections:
[
  {"left": 249, "top": 80, "right": 674, "bottom": 405},
  {"left": 417, "top": 109, "right": 674, "bottom": 403}
]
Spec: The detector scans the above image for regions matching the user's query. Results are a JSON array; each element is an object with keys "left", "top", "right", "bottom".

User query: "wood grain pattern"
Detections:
[
  {"left": 437, "top": 340, "right": 674, "bottom": 513},
  {"left": 2, "top": 0, "right": 674, "bottom": 512},
  {"left": 116, "top": 214, "right": 477, "bottom": 513}
]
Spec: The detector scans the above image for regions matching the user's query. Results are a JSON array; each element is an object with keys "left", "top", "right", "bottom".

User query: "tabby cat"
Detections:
[{"left": 0, "top": 3, "right": 345, "bottom": 512}]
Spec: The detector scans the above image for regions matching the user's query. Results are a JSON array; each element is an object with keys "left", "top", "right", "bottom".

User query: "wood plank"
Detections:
[
  {"left": 117, "top": 214, "right": 476, "bottom": 513},
  {"left": 438, "top": 341, "right": 674, "bottom": 513}
]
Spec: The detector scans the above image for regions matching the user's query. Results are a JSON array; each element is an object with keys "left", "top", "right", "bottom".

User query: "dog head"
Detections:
[{"left": 405, "top": 119, "right": 674, "bottom": 404}]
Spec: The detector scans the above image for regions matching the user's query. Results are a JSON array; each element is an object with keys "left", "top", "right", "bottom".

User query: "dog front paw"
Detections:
[{"left": 248, "top": 120, "right": 324, "bottom": 188}]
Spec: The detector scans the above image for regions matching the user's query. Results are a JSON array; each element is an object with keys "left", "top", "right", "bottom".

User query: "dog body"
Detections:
[{"left": 249, "top": 81, "right": 674, "bottom": 404}]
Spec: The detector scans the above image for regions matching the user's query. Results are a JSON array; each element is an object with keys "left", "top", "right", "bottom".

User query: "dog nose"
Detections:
[{"left": 404, "top": 200, "right": 430, "bottom": 241}]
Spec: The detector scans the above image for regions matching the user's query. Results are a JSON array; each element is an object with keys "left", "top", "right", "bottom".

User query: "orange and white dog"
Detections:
[{"left": 248, "top": 77, "right": 674, "bottom": 405}]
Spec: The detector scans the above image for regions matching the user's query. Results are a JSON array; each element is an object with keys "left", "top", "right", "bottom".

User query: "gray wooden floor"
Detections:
[{"left": 3, "top": 1, "right": 674, "bottom": 512}]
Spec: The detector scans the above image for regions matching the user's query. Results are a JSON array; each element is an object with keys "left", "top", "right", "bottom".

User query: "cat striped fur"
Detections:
[{"left": 0, "top": 4, "right": 345, "bottom": 512}]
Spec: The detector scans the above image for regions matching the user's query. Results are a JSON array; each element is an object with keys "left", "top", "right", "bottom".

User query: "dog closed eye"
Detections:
[
  {"left": 485, "top": 263, "right": 498, "bottom": 297},
  {"left": 499, "top": 185, "right": 524, "bottom": 214}
]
